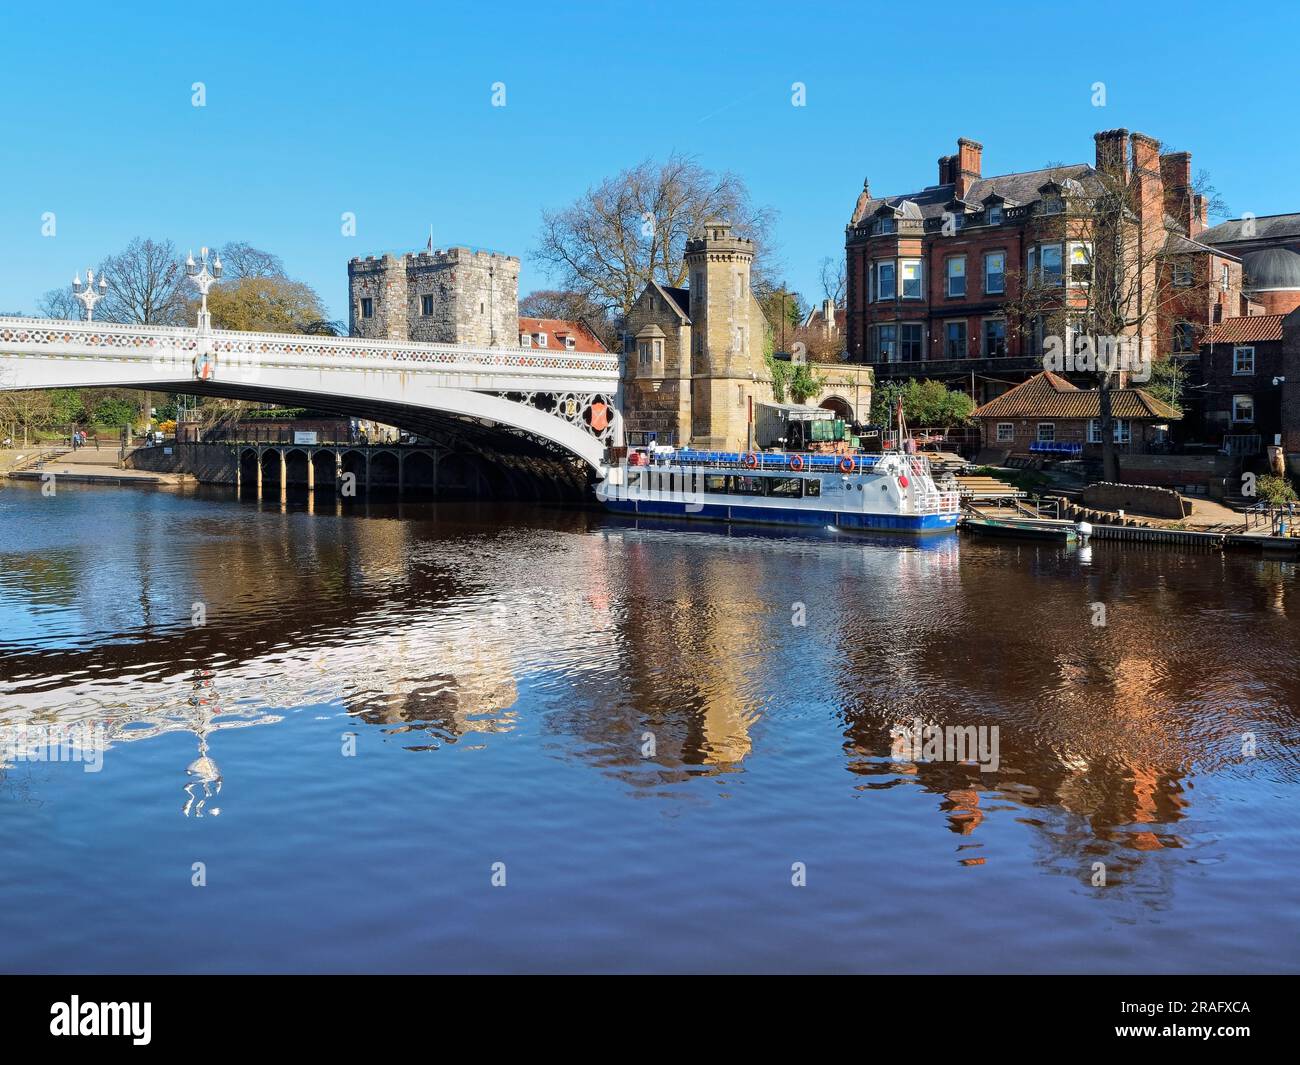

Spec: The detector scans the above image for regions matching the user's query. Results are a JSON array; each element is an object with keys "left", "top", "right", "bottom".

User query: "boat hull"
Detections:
[
  {"left": 601, "top": 496, "right": 959, "bottom": 534},
  {"left": 962, "top": 517, "right": 1078, "bottom": 542}
]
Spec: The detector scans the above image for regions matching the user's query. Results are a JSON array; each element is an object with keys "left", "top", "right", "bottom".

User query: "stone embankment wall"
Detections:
[
  {"left": 128, "top": 443, "right": 238, "bottom": 484},
  {"left": 1082, "top": 481, "right": 1188, "bottom": 518},
  {"left": 1119, "top": 454, "right": 1235, "bottom": 498}
]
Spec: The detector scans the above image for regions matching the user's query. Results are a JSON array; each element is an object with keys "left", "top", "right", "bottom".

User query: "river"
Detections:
[{"left": 1, "top": 480, "right": 1297, "bottom": 973}]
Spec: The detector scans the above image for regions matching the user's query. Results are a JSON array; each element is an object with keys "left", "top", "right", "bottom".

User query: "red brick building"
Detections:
[
  {"left": 1194, "top": 313, "right": 1296, "bottom": 455},
  {"left": 844, "top": 131, "right": 1241, "bottom": 403}
]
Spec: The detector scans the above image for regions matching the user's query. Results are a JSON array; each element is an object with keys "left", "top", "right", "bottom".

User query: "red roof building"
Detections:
[
  {"left": 971, "top": 371, "right": 1180, "bottom": 458},
  {"left": 517, "top": 317, "right": 608, "bottom": 354}
]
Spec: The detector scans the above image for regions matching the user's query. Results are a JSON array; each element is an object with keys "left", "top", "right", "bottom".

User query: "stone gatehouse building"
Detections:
[
  {"left": 623, "top": 221, "right": 872, "bottom": 450},
  {"left": 348, "top": 247, "right": 520, "bottom": 348}
]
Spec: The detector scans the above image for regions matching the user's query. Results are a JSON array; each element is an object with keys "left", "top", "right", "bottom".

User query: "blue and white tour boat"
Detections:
[{"left": 597, "top": 445, "right": 961, "bottom": 534}]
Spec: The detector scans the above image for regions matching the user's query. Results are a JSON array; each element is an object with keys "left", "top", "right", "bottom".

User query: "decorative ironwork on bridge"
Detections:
[{"left": 0, "top": 315, "right": 621, "bottom": 466}]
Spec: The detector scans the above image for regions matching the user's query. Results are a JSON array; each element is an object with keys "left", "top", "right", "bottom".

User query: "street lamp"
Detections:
[
  {"left": 71, "top": 269, "right": 108, "bottom": 321},
  {"left": 186, "top": 246, "right": 223, "bottom": 331}
]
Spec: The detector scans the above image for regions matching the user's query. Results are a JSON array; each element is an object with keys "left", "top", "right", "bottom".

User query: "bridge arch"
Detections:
[
  {"left": 284, "top": 448, "right": 310, "bottom": 485},
  {"left": 310, "top": 450, "right": 337, "bottom": 488}
]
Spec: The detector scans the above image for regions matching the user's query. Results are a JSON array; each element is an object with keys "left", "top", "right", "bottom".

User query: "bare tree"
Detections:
[
  {"left": 535, "top": 153, "right": 778, "bottom": 323},
  {"left": 1001, "top": 150, "right": 1215, "bottom": 481},
  {"left": 97, "top": 238, "right": 189, "bottom": 326},
  {"left": 818, "top": 253, "right": 846, "bottom": 306},
  {"left": 36, "top": 287, "right": 84, "bottom": 320},
  {"left": 520, "top": 289, "right": 617, "bottom": 349},
  {"left": 0, "top": 388, "right": 54, "bottom": 446},
  {"left": 218, "top": 242, "right": 286, "bottom": 281}
]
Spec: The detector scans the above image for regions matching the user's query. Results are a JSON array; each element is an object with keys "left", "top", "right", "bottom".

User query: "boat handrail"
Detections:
[{"left": 640, "top": 449, "right": 887, "bottom": 473}]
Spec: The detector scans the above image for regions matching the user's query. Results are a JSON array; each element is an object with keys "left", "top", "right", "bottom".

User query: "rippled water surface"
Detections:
[{"left": 1, "top": 480, "right": 1297, "bottom": 973}]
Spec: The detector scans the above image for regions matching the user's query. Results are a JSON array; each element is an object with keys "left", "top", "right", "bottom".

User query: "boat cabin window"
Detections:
[
  {"left": 804, "top": 478, "right": 821, "bottom": 498},
  {"left": 767, "top": 477, "right": 802, "bottom": 498}
]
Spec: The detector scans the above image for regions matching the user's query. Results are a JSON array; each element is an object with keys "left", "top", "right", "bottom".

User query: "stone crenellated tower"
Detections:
[
  {"left": 348, "top": 247, "right": 520, "bottom": 348},
  {"left": 683, "top": 221, "right": 768, "bottom": 448}
]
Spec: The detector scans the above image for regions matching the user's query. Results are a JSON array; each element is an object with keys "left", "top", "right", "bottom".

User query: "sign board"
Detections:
[
  {"left": 293, "top": 431, "right": 319, "bottom": 445},
  {"left": 163, "top": 447, "right": 173, "bottom": 456}
]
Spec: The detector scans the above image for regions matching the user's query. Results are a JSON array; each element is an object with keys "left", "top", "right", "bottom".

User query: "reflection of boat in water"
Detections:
[
  {"left": 597, "top": 447, "right": 961, "bottom": 534},
  {"left": 602, "top": 512, "right": 962, "bottom": 553}
]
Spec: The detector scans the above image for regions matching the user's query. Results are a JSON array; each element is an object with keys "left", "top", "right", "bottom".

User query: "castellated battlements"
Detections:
[{"left": 347, "top": 245, "right": 520, "bottom": 347}]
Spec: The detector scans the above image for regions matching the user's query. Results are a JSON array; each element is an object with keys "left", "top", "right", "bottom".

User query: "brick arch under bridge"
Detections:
[{"left": 233, "top": 441, "right": 581, "bottom": 499}]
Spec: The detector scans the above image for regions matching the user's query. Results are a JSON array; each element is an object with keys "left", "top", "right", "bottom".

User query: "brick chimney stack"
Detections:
[
  {"left": 956, "top": 138, "right": 982, "bottom": 198},
  {"left": 1160, "top": 151, "right": 1196, "bottom": 236},
  {"left": 938, "top": 154, "right": 957, "bottom": 186},
  {"left": 1094, "top": 128, "right": 1130, "bottom": 182}
]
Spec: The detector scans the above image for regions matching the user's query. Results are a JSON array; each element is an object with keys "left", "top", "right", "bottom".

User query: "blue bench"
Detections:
[{"left": 1028, "top": 441, "right": 1083, "bottom": 456}]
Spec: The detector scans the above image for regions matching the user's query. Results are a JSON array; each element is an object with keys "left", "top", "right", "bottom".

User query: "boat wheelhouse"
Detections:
[{"left": 597, "top": 448, "right": 961, "bottom": 534}]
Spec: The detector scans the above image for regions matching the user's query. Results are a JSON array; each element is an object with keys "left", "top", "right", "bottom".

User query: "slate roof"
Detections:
[
  {"left": 660, "top": 285, "right": 691, "bottom": 319},
  {"left": 1201, "top": 314, "right": 1286, "bottom": 344},
  {"left": 1199, "top": 213, "right": 1300, "bottom": 245},
  {"left": 972, "top": 371, "right": 1182, "bottom": 421},
  {"left": 1163, "top": 232, "right": 1241, "bottom": 261},
  {"left": 853, "top": 164, "right": 1103, "bottom": 224}
]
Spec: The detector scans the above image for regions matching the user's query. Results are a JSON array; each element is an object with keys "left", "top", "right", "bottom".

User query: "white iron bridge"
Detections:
[{"left": 0, "top": 316, "right": 622, "bottom": 471}]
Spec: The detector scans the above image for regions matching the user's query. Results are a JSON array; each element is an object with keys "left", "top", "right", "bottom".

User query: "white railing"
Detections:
[
  {"left": 912, "top": 489, "right": 962, "bottom": 515},
  {"left": 0, "top": 316, "right": 620, "bottom": 377}
]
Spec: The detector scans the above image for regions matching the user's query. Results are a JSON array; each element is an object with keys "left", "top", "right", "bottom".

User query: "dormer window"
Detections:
[
  {"left": 877, "top": 216, "right": 895, "bottom": 235},
  {"left": 1041, "top": 195, "right": 1063, "bottom": 215},
  {"left": 563, "top": 335, "right": 576, "bottom": 350},
  {"left": 520, "top": 332, "right": 531, "bottom": 347},
  {"left": 537, "top": 332, "right": 548, "bottom": 348},
  {"left": 987, "top": 204, "right": 1003, "bottom": 225}
]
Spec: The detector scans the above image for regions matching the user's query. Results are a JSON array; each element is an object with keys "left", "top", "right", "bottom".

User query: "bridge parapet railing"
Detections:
[{"left": 0, "top": 316, "right": 619, "bottom": 376}]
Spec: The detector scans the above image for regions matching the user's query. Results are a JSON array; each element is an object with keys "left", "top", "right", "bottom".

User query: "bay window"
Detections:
[
  {"left": 876, "top": 261, "right": 896, "bottom": 301},
  {"left": 899, "top": 323, "right": 923, "bottom": 361},
  {"left": 983, "top": 318, "right": 1006, "bottom": 357},
  {"left": 984, "top": 251, "right": 1005, "bottom": 294},
  {"left": 901, "top": 260, "right": 923, "bottom": 299},
  {"left": 876, "top": 324, "right": 897, "bottom": 363},
  {"left": 945, "top": 320, "right": 967, "bottom": 358},
  {"left": 946, "top": 256, "right": 966, "bottom": 297}
]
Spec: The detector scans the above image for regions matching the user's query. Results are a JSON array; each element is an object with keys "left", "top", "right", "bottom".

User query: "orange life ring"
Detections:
[
  {"left": 743, "top": 452, "right": 760, "bottom": 469},
  {"left": 789, "top": 454, "right": 805, "bottom": 471},
  {"left": 839, "top": 456, "right": 856, "bottom": 474}
]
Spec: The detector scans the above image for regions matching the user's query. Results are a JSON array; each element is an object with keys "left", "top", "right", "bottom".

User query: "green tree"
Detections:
[
  {"left": 1258, "top": 474, "right": 1298, "bottom": 504},
  {"left": 1145, "top": 359, "right": 1185, "bottom": 413},
  {"left": 871, "top": 379, "right": 974, "bottom": 428},
  {"left": 756, "top": 283, "right": 805, "bottom": 351},
  {"left": 206, "top": 276, "right": 329, "bottom": 334}
]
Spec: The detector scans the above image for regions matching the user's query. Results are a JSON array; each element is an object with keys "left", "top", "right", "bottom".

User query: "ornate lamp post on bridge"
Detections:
[
  {"left": 71, "top": 269, "right": 108, "bottom": 321},
  {"left": 186, "top": 246, "right": 223, "bottom": 332}
]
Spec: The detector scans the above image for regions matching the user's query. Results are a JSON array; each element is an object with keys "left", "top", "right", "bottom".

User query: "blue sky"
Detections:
[{"left": 3, "top": 0, "right": 1298, "bottom": 322}]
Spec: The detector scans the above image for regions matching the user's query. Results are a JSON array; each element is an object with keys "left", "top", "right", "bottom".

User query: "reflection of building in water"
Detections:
[{"left": 341, "top": 632, "right": 520, "bottom": 744}]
